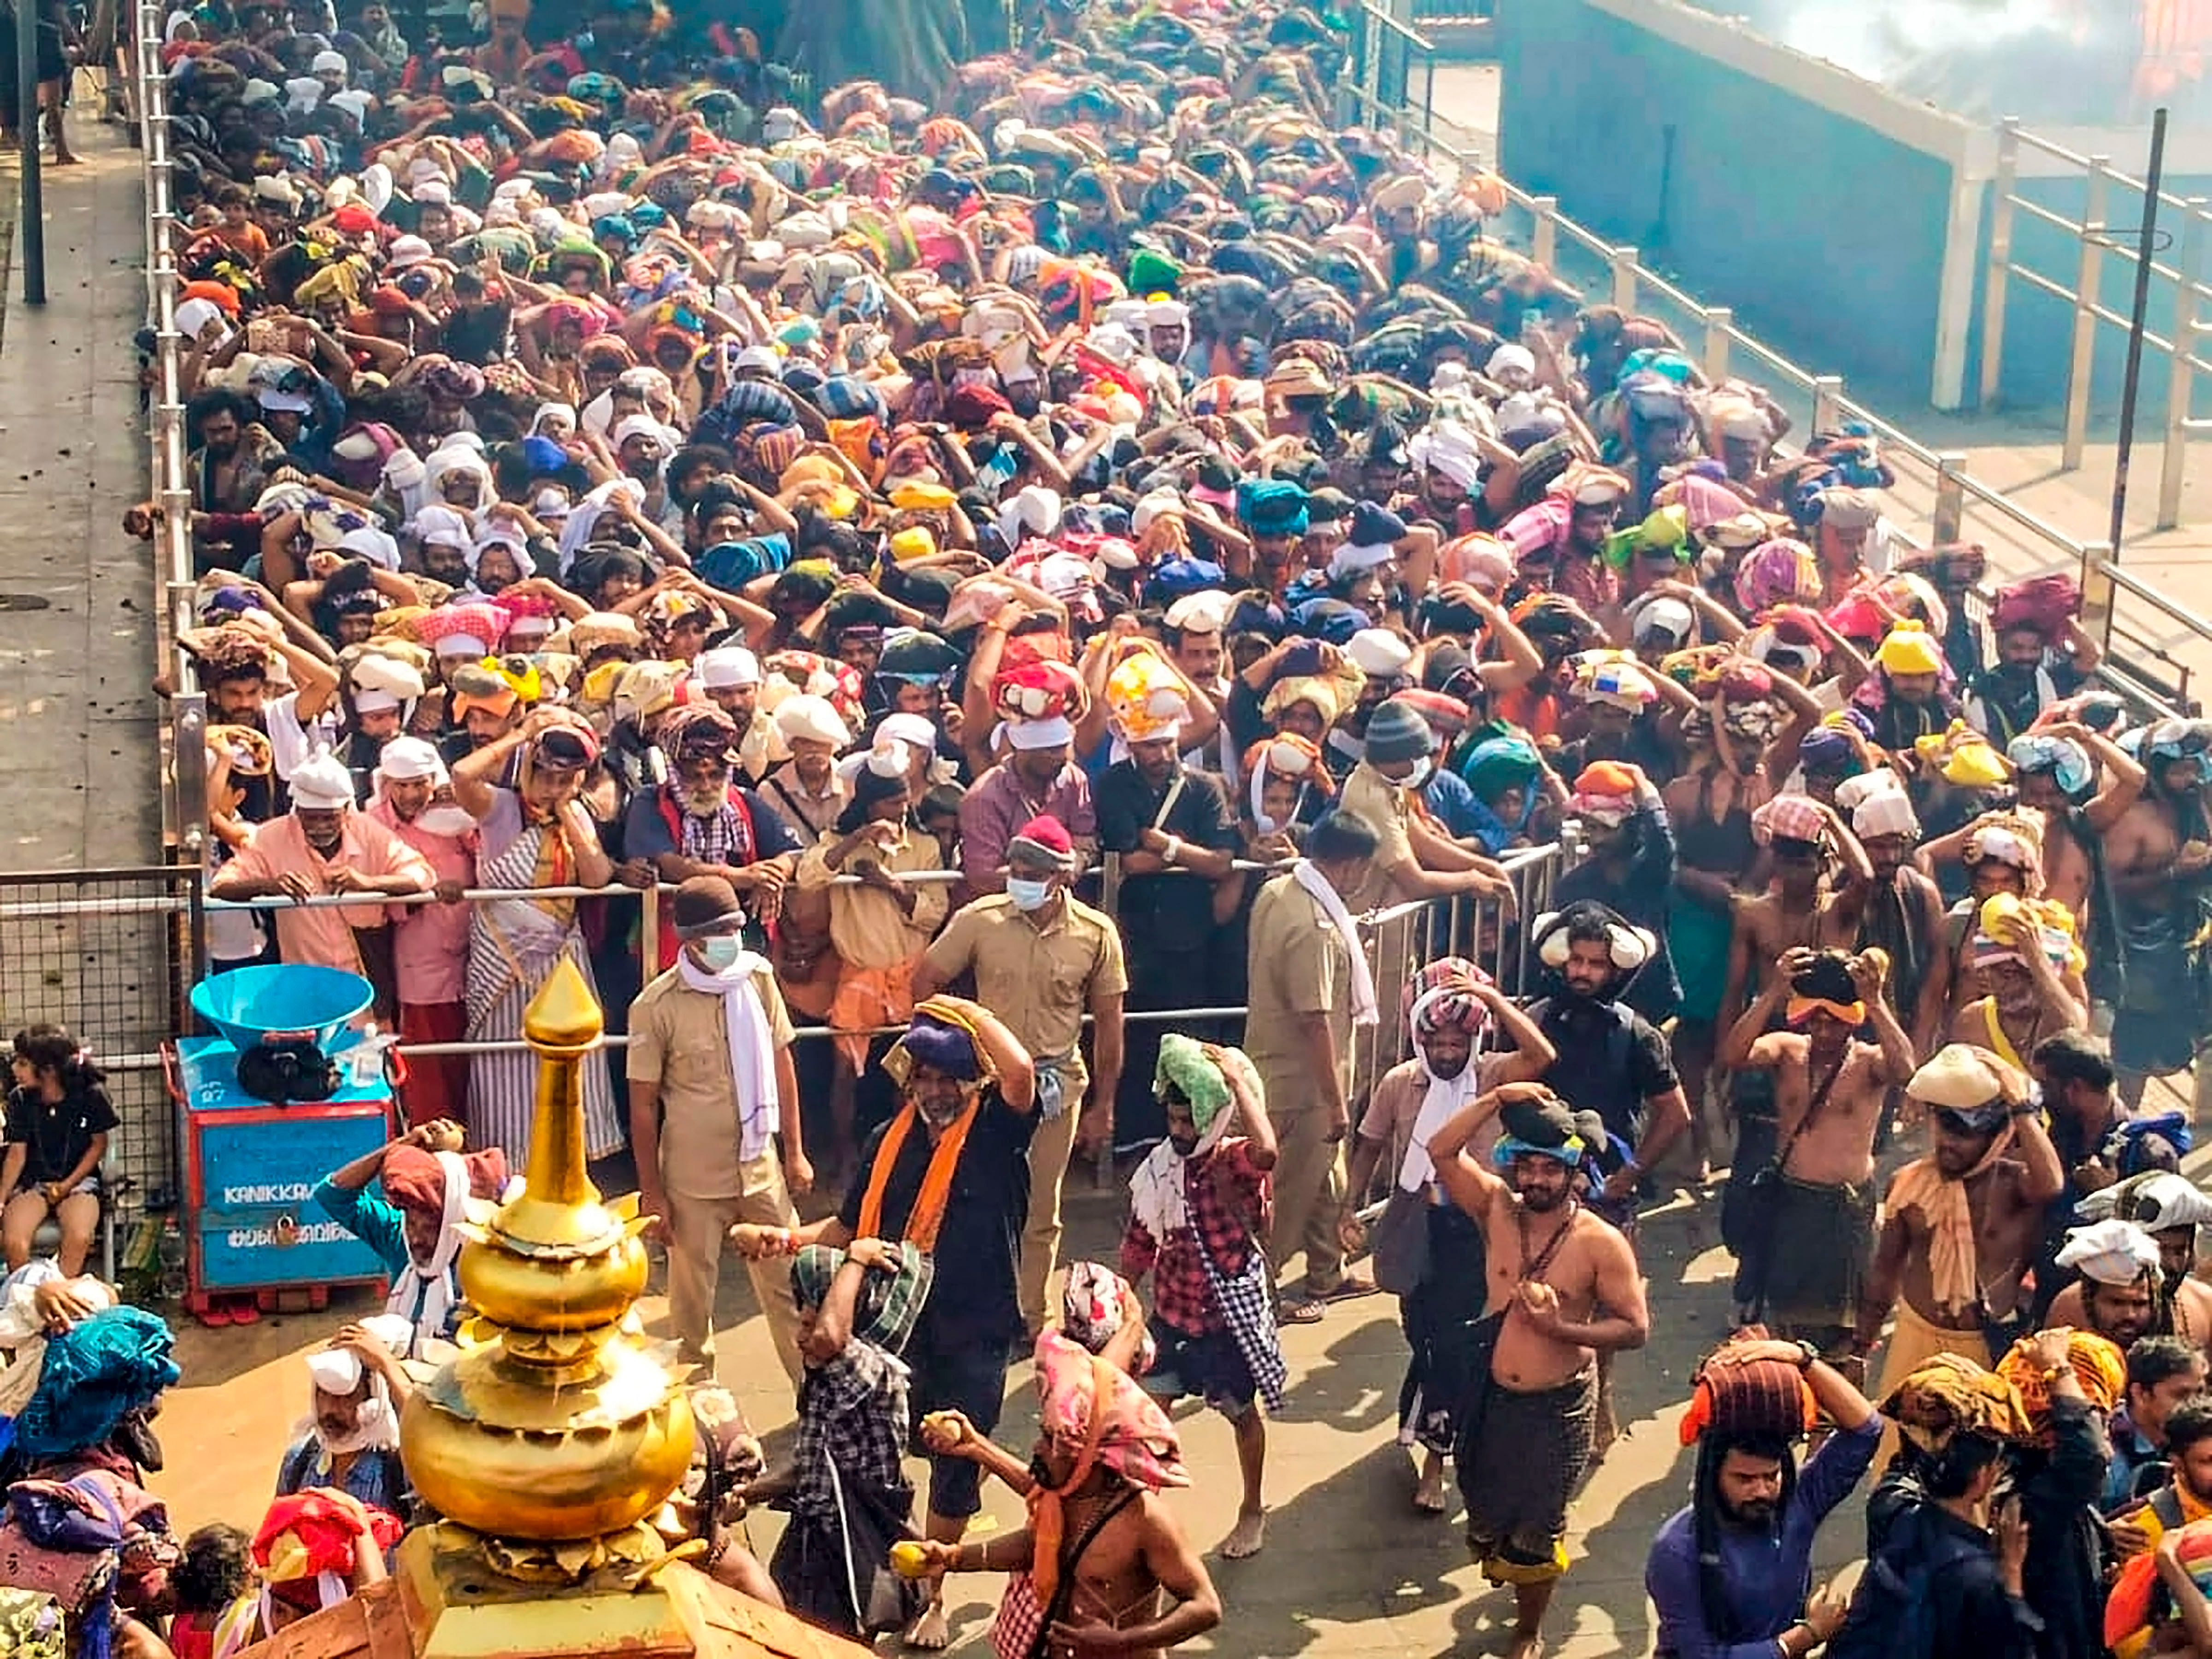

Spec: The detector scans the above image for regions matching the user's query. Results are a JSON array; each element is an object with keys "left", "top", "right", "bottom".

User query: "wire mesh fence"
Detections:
[{"left": 0, "top": 868, "right": 200, "bottom": 1213}]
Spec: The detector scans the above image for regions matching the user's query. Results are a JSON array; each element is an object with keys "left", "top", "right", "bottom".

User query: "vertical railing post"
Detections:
[
  {"left": 1700, "top": 306, "right": 1733, "bottom": 382},
  {"left": 1609, "top": 245, "right": 1639, "bottom": 312},
  {"left": 2080, "top": 540, "right": 2118, "bottom": 654},
  {"left": 2061, "top": 156, "right": 2112, "bottom": 470},
  {"left": 1933, "top": 453, "right": 1970, "bottom": 546},
  {"left": 2159, "top": 201, "right": 2209, "bottom": 531},
  {"left": 1812, "top": 375, "right": 1845, "bottom": 434},
  {"left": 1979, "top": 116, "right": 2023, "bottom": 409},
  {"left": 1530, "top": 195, "right": 1558, "bottom": 273}
]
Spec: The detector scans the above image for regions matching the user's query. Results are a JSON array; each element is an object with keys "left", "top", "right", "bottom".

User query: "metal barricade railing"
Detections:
[
  {"left": 1979, "top": 117, "right": 2212, "bottom": 533},
  {"left": 132, "top": 0, "right": 207, "bottom": 859}
]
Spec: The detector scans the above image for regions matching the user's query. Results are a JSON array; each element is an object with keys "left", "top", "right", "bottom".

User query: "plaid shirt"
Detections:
[
  {"left": 1120, "top": 1137, "right": 1270, "bottom": 1335},
  {"left": 788, "top": 1338, "right": 912, "bottom": 1522}
]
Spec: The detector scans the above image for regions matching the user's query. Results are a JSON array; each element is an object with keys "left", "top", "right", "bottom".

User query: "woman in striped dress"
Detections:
[{"left": 451, "top": 709, "right": 622, "bottom": 1164}]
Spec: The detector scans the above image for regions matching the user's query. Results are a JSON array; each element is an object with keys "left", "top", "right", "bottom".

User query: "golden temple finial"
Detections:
[{"left": 398, "top": 955, "right": 692, "bottom": 1551}]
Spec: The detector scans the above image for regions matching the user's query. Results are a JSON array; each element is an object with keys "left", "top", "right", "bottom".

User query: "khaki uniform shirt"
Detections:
[{"left": 628, "top": 962, "right": 796, "bottom": 1199}]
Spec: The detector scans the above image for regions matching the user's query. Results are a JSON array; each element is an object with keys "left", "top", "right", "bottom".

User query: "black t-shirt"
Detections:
[
  {"left": 1530, "top": 995, "right": 1679, "bottom": 1144},
  {"left": 5, "top": 1083, "right": 118, "bottom": 1187},
  {"left": 839, "top": 1090, "right": 1035, "bottom": 1348},
  {"left": 1094, "top": 761, "right": 1239, "bottom": 955}
]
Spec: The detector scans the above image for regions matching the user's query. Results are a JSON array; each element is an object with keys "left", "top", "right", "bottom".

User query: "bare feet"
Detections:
[
  {"left": 902, "top": 1600, "right": 950, "bottom": 1651},
  {"left": 1218, "top": 1510, "right": 1265, "bottom": 1559},
  {"left": 1412, "top": 1464, "right": 1447, "bottom": 1513},
  {"left": 1505, "top": 1630, "right": 1543, "bottom": 1659}
]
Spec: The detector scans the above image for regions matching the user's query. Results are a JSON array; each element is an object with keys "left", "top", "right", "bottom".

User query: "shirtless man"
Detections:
[
  {"left": 1853, "top": 1044, "right": 2065, "bottom": 1400},
  {"left": 2102, "top": 718, "right": 2212, "bottom": 1107},
  {"left": 2041, "top": 1218, "right": 2164, "bottom": 1352},
  {"left": 1430, "top": 1082, "right": 1650, "bottom": 1659},
  {"left": 1719, "top": 795, "right": 1870, "bottom": 1317},
  {"left": 915, "top": 1332, "right": 1221, "bottom": 1659},
  {"left": 2008, "top": 721, "right": 2144, "bottom": 927},
  {"left": 2063, "top": 1172, "right": 2212, "bottom": 1352},
  {"left": 1947, "top": 912, "right": 2088, "bottom": 1074},
  {"left": 1720, "top": 946, "right": 1913, "bottom": 1365}
]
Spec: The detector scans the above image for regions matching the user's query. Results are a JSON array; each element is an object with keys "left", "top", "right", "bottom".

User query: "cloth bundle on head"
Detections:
[
  {"left": 378, "top": 1142, "right": 507, "bottom": 1346},
  {"left": 1733, "top": 538, "right": 1820, "bottom": 617},
  {"left": 254, "top": 1489, "right": 402, "bottom": 1605},
  {"left": 1677, "top": 1338, "right": 1818, "bottom": 1447},
  {"left": 1491, "top": 1090, "right": 1586, "bottom": 1172},
  {"left": 1786, "top": 951, "right": 1865, "bottom": 1029},
  {"left": 1749, "top": 792, "right": 1827, "bottom": 848},
  {"left": 1460, "top": 733, "right": 1541, "bottom": 805},
  {"left": 1105, "top": 652, "right": 1188, "bottom": 745},
  {"left": 2079, "top": 1170, "right": 2212, "bottom": 1233},
  {"left": 1879, "top": 1352, "right": 2033, "bottom": 1456},
  {"left": 1567, "top": 760, "right": 1643, "bottom": 827},
  {"left": 1965, "top": 811, "right": 2045, "bottom": 886},
  {"left": 2054, "top": 1218, "right": 2162, "bottom": 1286},
  {"left": 2007, "top": 733, "right": 2093, "bottom": 797},
  {"left": 1235, "top": 478, "right": 1308, "bottom": 537},
  {"left": 1402, "top": 956, "right": 1491, "bottom": 1041},
  {"left": 771, "top": 694, "right": 851, "bottom": 751},
  {"left": 1912, "top": 725, "right": 2010, "bottom": 792},
  {"left": 1997, "top": 1328, "right": 2126, "bottom": 1441},
  {"left": 1992, "top": 573, "right": 2080, "bottom": 639},
  {"left": 1850, "top": 782, "right": 1919, "bottom": 841},
  {"left": 1570, "top": 654, "right": 1658, "bottom": 712},
  {"left": 1131, "top": 1037, "right": 1269, "bottom": 1267},
  {"left": 1794, "top": 720, "right": 1863, "bottom": 780},
  {"left": 1972, "top": 892, "right": 2083, "bottom": 976},
  {"left": 1875, "top": 620, "right": 1945, "bottom": 678},
  {"left": 1059, "top": 1262, "right": 1154, "bottom": 1375},
  {"left": 15, "top": 1309, "right": 178, "bottom": 1460},
  {"left": 880, "top": 999, "right": 988, "bottom": 1089},
  {"left": 787, "top": 1241, "right": 931, "bottom": 1354},
  {"left": 1910, "top": 1042, "right": 2032, "bottom": 1124},
  {"left": 1243, "top": 733, "right": 1332, "bottom": 832}
]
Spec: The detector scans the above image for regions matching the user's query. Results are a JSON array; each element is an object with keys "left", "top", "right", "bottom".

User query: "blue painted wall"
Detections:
[
  {"left": 1978, "top": 170, "right": 2212, "bottom": 419},
  {"left": 1494, "top": 0, "right": 1957, "bottom": 407}
]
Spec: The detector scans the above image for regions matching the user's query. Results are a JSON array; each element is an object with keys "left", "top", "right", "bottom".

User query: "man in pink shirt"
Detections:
[
  {"left": 210, "top": 750, "right": 435, "bottom": 1021},
  {"left": 365, "top": 738, "right": 476, "bottom": 1125}
]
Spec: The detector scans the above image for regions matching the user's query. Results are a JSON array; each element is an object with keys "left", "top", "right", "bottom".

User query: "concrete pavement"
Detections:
[{"left": 0, "top": 115, "right": 164, "bottom": 873}]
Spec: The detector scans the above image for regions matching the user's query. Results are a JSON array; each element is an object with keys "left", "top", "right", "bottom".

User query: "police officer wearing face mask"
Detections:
[{"left": 628, "top": 875, "right": 810, "bottom": 1385}]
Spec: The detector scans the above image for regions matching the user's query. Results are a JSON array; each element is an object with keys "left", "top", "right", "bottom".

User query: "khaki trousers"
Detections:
[
  {"left": 1266, "top": 1101, "right": 1347, "bottom": 1296},
  {"left": 665, "top": 1151, "right": 803, "bottom": 1387},
  {"left": 1018, "top": 1087, "right": 1085, "bottom": 1336}
]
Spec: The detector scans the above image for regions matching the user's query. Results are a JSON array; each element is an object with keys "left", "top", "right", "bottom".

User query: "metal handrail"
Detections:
[{"left": 1340, "top": 18, "right": 2205, "bottom": 717}]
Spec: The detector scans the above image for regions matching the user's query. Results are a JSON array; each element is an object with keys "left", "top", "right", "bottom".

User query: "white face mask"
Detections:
[
  {"left": 693, "top": 934, "right": 745, "bottom": 971},
  {"left": 413, "top": 805, "right": 475, "bottom": 837},
  {"left": 1400, "top": 757, "right": 1434, "bottom": 792},
  {"left": 1005, "top": 876, "right": 1053, "bottom": 912}
]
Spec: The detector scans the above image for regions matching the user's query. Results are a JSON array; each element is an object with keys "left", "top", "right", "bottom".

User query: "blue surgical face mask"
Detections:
[
  {"left": 694, "top": 934, "right": 744, "bottom": 971},
  {"left": 1005, "top": 876, "right": 1053, "bottom": 912}
]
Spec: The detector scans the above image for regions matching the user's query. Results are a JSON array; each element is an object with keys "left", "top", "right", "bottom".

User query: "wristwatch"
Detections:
[{"left": 1793, "top": 1340, "right": 1820, "bottom": 1372}]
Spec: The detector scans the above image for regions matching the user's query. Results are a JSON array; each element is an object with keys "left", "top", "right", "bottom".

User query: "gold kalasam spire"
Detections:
[{"left": 398, "top": 954, "right": 694, "bottom": 1554}]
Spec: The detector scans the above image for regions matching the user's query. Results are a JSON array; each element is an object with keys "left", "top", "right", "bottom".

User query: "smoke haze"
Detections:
[{"left": 1693, "top": 1, "right": 2195, "bottom": 126}]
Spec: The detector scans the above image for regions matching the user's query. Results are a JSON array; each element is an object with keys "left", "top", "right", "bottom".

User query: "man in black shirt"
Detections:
[
  {"left": 1523, "top": 901, "right": 1691, "bottom": 1200},
  {"left": 1095, "top": 672, "right": 1239, "bottom": 1150},
  {"left": 732, "top": 995, "right": 1035, "bottom": 1652}
]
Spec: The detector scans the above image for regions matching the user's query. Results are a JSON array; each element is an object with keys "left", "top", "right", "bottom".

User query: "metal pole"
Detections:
[
  {"left": 16, "top": 0, "right": 42, "bottom": 306},
  {"left": 2111, "top": 107, "right": 2169, "bottom": 557}
]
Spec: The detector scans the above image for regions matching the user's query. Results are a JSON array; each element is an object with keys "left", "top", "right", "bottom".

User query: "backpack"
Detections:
[{"left": 1826, "top": 1512, "right": 1985, "bottom": 1659}]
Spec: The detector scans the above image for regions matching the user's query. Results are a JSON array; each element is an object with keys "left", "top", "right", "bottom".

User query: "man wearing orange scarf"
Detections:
[
  {"left": 732, "top": 995, "right": 1035, "bottom": 1652},
  {"left": 1853, "top": 1045, "right": 2065, "bottom": 1446}
]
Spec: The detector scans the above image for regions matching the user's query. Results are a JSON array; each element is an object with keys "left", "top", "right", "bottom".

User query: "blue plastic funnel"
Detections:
[{"left": 190, "top": 964, "right": 373, "bottom": 1052}]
